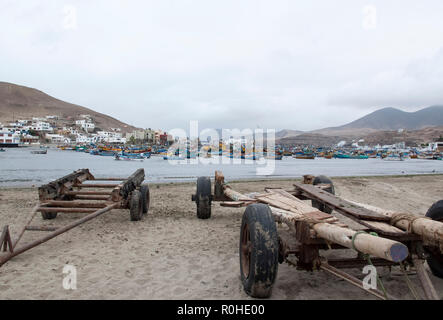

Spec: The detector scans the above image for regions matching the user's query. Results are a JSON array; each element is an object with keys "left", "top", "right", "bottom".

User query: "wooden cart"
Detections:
[
  {"left": 0, "top": 168, "right": 150, "bottom": 267},
  {"left": 192, "top": 171, "right": 443, "bottom": 300}
]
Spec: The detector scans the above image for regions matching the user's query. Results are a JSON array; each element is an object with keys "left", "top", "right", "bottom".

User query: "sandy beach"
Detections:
[{"left": 0, "top": 174, "right": 442, "bottom": 300}]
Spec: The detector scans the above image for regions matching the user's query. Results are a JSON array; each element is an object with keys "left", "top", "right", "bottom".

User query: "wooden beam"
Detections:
[
  {"left": 293, "top": 182, "right": 390, "bottom": 222},
  {"left": 313, "top": 223, "right": 408, "bottom": 262},
  {"left": 345, "top": 199, "right": 443, "bottom": 252},
  {"left": 412, "top": 257, "right": 440, "bottom": 300}
]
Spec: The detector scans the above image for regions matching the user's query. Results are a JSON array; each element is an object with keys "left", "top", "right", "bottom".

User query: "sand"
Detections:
[{"left": 0, "top": 174, "right": 442, "bottom": 300}]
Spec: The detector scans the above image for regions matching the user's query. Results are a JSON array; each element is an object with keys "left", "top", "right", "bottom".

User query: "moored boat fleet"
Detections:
[{"left": 55, "top": 143, "right": 443, "bottom": 161}]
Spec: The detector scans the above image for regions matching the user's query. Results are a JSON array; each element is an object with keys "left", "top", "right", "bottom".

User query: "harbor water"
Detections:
[{"left": 1, "top": 147, "right": 443, "bottom": 187}]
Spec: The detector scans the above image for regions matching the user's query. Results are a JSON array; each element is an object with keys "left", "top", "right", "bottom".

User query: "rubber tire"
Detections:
[
  {"left": 41, "top": 211, "right": 57, "bottom": 220},
  {"left": 130, "top": 190, "right": 143, "bottom": 221},
  {"left": 312, "top": 175, "right": 335, "bottom": 214},
  {"left": 140, "top": 184, "right": 150, "bottom": 214},
  {"left": 425, "top": 200, "right": 443, "bottom": 278},
  {"left": 240, "top": 204, "right": 279, "bottom": 298},
  {"left": 196, "top": 177, "right": 211, "bottom": 219}
]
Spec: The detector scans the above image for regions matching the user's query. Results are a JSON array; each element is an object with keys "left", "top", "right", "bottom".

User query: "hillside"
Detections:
[
  {"left": 359, "top": 126, "right": 443, "bottom": 147},
  {"left": 315, "top": 106, "right": 443, "bottom": 135},
  {"left": 275, "top": 129, "right": 304, "bottom": 139},
  {"left": 0, "top": 82, "right": 138, "bottom": 133},
  {"left": 278, "top": 126, "right": 443, "bottom": 147}
]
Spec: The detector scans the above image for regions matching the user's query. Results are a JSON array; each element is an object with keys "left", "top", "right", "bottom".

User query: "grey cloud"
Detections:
[{"left": 1, "top": 1, "right": 443, "bottom": 131}]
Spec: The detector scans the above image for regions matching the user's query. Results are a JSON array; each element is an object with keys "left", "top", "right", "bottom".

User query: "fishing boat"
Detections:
[
  {"left": 334, "top": 153, "right": 368, "bottom": 159},
  {"left": 31, "top": 149, "right": 47, "bottom": 154},
  {"left": 163, "top": 155, "right": 185, "bottom": 160},
  {"left": 98, "top": 151, "right": 116, "bottom": 156},
  {"left": 119, "top": 152, "right": 145, "bottom": 159},
  {"left": 115, "top": 155, "right": 144, "bottom": 162},
  {"left": 75, "top": 146, "right": 88, "bottom": 152},
  {"left": 294, "top": 153, "right": 315, "bottom": 159},
  {"left": 383, "top": 153, "right": 405, "bottom": 161},
  {"left": 0, "top": 148, "right": 5, "bottom": 152}
]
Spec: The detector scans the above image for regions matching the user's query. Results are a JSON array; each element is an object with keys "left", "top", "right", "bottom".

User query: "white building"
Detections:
[
  {"left": 97, "top": 131, "right": 126, "bottom": 143},
  {"left": 27, "top": 121, "right": 53, "bottom": 132},
  {"left": 75, "top": 119, "right": 95, "bottom": 132},
  {"left": 428, "top": 142, "right": 443, "bottom": 152},
  {"left": 0, "top": 130, "right": 21, "bottom": 145},
  {"left": 76, "top": 134, "right": 97, "bottom": 144},
  {"left": 45, "top": 134, "right": 71, "bottom": 144}
]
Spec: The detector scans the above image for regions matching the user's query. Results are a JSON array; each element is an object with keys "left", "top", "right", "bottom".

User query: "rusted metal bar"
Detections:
[
  {"left": 25, "top": 226, "right": 59, "bottom": 232},
  {"left": 327, "top": 257, "right": 396, "bottom": 269},
  {"left": 37, "top": 207, "right": 98, "bottom": 213},
  {"left": 0, "top": 203, "right": 118, "bottom": 267},
  {"left": 92, "top": 178, "right": 126, "bottom": 181},
  {"left": 66, "top": 191, "right": 113, "bottom": 196},
  {"left": 320, "top": 262, "right": 397, "bottom": 300},
  {"left": 74, "top": 183, "right": 119, "bottom": 188},
  {"left": 42, "top": 201, "right": 109, "bottom": 208},
  {"left": 12, "top": 204, "right": 42, "bottom": 249},
  {"left": 412, "top": 257, "right": 440, "bottom": 300},
  {"left": 74, "top": 195, "right": 111, "bottom": 201}
]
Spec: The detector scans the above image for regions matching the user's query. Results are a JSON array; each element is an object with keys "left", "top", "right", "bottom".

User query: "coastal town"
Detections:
[
  {"left": 0, "top": 113, "right": 442, "bottom": 161},
  {"left": 0, "top": 113, "right": 174, "bottom": 147}
]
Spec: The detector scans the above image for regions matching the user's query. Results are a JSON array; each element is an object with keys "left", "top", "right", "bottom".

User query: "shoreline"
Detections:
[
  {"left": 1, "top": 172, "right": 443, "bottom": 190},
  {"left": 0, "top": 174, "right": 442, "bottom": 299}
]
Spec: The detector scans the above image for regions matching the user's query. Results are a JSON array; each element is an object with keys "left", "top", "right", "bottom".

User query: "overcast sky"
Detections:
[{"left": 1, "top": 0, "right": 443, "bottom": 131}]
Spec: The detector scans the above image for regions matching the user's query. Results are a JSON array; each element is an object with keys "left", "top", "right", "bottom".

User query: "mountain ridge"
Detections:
[
  {"left": 0, "top": 82, "right": 138, "bottom": 133},
  {"left": 277, "top": 106, "right": 443, "bottom": 139}
]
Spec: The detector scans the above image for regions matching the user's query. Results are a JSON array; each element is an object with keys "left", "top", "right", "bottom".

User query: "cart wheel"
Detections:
[
  {"left": 312, "top": 175, "right": 335, "bottom": 214},
  {"left": 41, "top": 211, "right": 57, "bottom": 220},
  {"left": 239, "top": 204, "right": 279, "bottom": 298},
  {"left": 130, "top": 190, "right": 143, "bottom": 221},
  {"left": 425, "top": 200, "right": 443, "bottom": 278},
  {"left": 140, "top": 184, "right": 150, "bottom": 214},
  {"left": 196, "top": 176, "right": 212, "bottom": 219}
]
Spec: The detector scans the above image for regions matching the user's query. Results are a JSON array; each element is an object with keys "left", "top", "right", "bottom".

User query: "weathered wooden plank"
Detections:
[
  {"left": 220, "top": 201, "right": 252, "bottom": 207},
  {"left": 38, "top": 169, "right": 94, "bottom": 201},
  {"left": 293, "top": 182, "right": 390, "bottom": 222},
  {"left": 119, "top": 168, "right": 145, "bottom": 200},
  {"left": 360, "top": 221, "right": 407, "bottom": 236},
  {"left": 345, "top": 199, "right": 443, "bottom": 252}
]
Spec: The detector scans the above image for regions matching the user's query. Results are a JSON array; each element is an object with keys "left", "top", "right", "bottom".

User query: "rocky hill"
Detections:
[{"left": 0, "top": 82, "right": 137, "bottom": 133}]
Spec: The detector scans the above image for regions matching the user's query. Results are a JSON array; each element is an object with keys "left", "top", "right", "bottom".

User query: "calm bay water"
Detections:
[{"left": 0, "top": 147, "right": 443, "bottom": 187}]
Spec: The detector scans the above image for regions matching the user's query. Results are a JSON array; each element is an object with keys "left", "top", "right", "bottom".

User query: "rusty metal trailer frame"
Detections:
[
  {"left": 192, "top": 171, "right": 442, "bottom": 300},
  {"left": 0, "top": 168, "right": 149, "bottom": 267}
]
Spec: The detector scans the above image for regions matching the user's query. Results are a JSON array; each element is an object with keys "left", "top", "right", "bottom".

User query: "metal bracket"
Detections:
[{"left": 0, "top": 226, "right": 13, "bottom": 253}]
